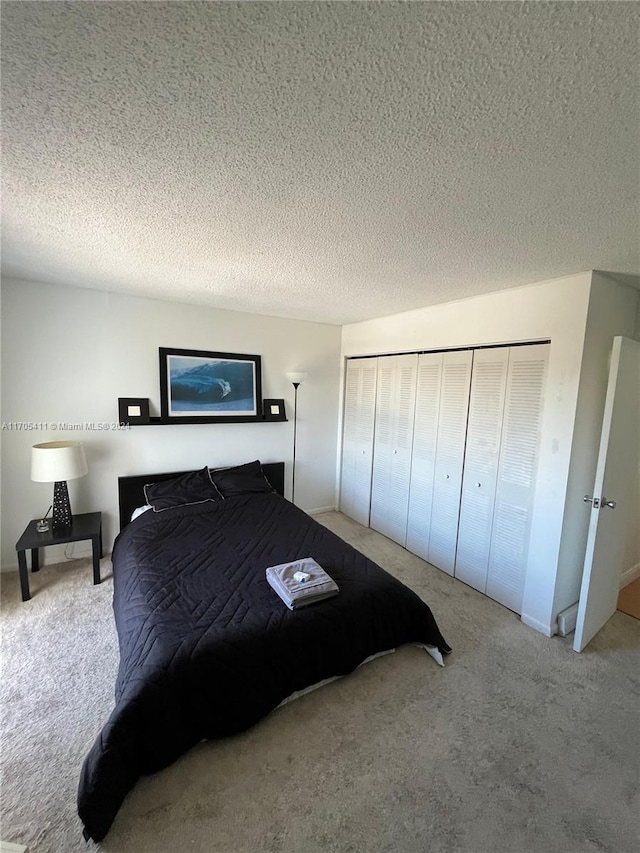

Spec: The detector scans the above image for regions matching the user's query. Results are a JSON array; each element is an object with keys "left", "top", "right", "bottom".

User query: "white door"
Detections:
[
  {"left": 427, "top": 350, "right": 473, "bottom": 575},
  {"left": 455, "top": 347, "right": 509, "bottom": 592},
  {"left": 340, "top": 358, "right": 378, "bottom": 527},
  {"left": 406, "top": 353, "right": 444, "bottom": 560},
  {"left": 370, "top": 354, "right": 418, "bottom": 546},
  {"left": 485, "top": 344, "right": 549, "bottom": 613},
  {"left": 574, "top": 337, "right": 640, "bottom": 652}
]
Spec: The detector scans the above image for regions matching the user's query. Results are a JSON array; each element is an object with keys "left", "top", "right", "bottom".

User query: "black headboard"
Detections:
[{"left": 118, "top": 461, "right": 285, "bottom": 531}]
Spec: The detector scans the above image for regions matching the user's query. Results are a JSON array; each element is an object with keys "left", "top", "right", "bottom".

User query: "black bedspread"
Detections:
[{"left": 78, "top": 493, "right": 450, "bottom": 841}]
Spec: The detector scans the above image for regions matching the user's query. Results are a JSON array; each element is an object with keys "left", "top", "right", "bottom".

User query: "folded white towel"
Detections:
[{"left": 266, "top": 558, "right": 339, "bottom": 610}]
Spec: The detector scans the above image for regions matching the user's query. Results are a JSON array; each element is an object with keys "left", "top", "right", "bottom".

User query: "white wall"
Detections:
[
  {"left": 340, "top": 271, "right": 640, "bottom": 636},
  {"left": 623, "top": 281, "right": 640, "bottom": 583},
  {"left": 553, "top": 272, "right": 638, "bottom": 613},
  {"left": 623, "top": 457, "right": 640, "bottom": 582},
  {"left": 1, "top": 279, "right": 341, "bottom": 569}
]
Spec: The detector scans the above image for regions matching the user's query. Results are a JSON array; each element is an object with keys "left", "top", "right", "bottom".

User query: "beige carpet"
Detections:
[{"left": 1, "top": 511, "right": 639, "bottom": 853}]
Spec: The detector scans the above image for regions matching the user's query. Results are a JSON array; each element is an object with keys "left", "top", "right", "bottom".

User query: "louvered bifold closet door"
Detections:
[
  {"left": 427, "top": 350, "right": 473, "bottom": 575},
  {"left": 370, "top": 354, "right": 418, "bottom": 546},
  {"left": 405, "top": 353, "right": 443, "bottom": 560},
  {"left": 454, "top": 348, "right": 509, "bottom": 592},
  {"left": 340, "top": 358, "right": 378, "bottom": 527},
  {"left": 486, "top": 344, "right": 549, "bottom": 612}
]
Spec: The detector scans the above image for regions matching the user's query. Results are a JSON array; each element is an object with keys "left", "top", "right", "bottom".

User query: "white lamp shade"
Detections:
[
  {"left": 285, "top": 372, "right": 307, "bottom": 385},
  {"left": 31, "top": 441, "right": 88, "bottom": 483}
]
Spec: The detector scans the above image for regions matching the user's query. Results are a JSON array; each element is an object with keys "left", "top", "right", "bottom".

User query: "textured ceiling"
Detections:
[{"left": 1, "top": 1, "right": 638, "bottom": 325}]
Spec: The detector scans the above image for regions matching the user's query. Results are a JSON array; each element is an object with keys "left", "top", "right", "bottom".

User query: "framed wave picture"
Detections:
[{"left": 159, "top": 348, "right": 263, "bottom": 423}]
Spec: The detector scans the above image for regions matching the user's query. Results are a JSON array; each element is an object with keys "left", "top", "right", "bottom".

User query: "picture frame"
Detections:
[
  {"left": 263, "top": 398, "right": 287, "bottom": 421},
  {"left": 118, "top": 397, "right": 150, "bottom": 425},
  {"left": 159, "top": 348, "right": 263, "bottom": 423}
]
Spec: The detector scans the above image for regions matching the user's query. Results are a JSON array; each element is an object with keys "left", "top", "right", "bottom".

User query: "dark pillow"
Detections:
[
  {"left": 144, "top": 467, "right": 223, "bottom": 512},
  {"left": 209, "top": 460, "right": 274, "bottom": 497}
]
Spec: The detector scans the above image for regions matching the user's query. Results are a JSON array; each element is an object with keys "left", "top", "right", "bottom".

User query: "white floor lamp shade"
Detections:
[
  {"left": 285, "top": 372, "right": 307, "bottom": 504},
  {"left": 31, "top": 441, "right": 88, "bottom": 531}
]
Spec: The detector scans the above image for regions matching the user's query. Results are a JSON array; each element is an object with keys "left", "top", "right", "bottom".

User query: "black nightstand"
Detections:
[{"left": 16, "top": 512, "right": 103, "bottom": 602}]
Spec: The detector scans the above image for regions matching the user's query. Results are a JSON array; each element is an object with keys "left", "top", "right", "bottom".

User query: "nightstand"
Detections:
[{"left": 16, "top": 512, "right": 103, "bottom": 602}]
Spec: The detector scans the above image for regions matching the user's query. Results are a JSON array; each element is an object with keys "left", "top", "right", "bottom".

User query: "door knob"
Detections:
[
  {"left": 601, "top": 497, "right": 617, "bottom": 509},
  {"left": 584, "top": 495, "right": 601, "bottom": 508},
  {"left": 444, "top": 474, "right": 450, "bottom": 479},
  {"left": 475, "top": 482, "right": 482, "bottom": 488}
]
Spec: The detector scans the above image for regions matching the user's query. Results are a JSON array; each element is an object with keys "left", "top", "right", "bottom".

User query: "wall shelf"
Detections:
[
  {"left": 119, "top": 397, "right": 288, "bottom": 425},
  {"left": 126, "top": 415, "right": 288, "bottom": 426}
]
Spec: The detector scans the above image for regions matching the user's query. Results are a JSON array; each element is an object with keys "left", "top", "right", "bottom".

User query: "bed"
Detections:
[{"left": 78, "top": 460, "right": 450, "bottom": 842}]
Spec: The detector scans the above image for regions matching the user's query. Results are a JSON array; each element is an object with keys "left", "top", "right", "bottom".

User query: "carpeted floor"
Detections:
[{"left": 1, "top": 511, "right": 639, "bottom": 853}]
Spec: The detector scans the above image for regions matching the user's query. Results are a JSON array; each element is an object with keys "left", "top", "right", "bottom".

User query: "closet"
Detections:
[{"left": 339, "top": 343, "right": 549, "bottom": 614}]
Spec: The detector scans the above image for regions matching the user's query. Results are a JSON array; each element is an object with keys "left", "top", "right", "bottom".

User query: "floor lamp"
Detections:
[{"left": 285, "top": 372, "right": 307, "bottom": 505}]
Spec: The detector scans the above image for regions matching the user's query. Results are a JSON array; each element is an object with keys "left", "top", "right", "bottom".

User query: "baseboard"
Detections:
[
  {"left": 620, "top": 562, "right": 640, "bottom": 589},
  {"left": 307, "top": 505, "right": 338, "bottom": 515},
  {"left": 520, "top": 612, "right": 557, "bottom": 637},
  {"left": 0, "top": 840, "right": 28, "bottom": 853}
]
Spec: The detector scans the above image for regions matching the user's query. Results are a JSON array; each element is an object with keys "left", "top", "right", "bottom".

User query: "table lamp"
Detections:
[{"left": 31, "top": 441, "right": 88, "bottom": 532}]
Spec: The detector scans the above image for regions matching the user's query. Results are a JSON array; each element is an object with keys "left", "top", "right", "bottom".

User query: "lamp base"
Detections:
[{"left": 52, "top": 481, "right": 73, "bottom": 531}]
